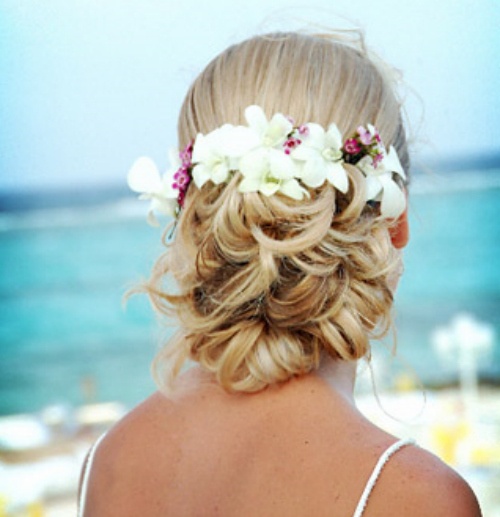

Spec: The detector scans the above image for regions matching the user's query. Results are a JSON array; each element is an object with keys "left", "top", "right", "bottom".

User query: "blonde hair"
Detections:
[{"left": 146, "top": 31, "right": 409, "bottom": 393}]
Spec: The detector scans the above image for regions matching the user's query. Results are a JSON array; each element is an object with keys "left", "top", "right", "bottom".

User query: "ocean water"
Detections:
[{"left": 1, "top": 171, "right": 499, "bottom": 415}]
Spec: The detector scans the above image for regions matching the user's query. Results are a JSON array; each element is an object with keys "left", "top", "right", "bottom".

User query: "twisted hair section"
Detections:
[{"left": 145, "top": 31, "right": 408, "bottom": 392}]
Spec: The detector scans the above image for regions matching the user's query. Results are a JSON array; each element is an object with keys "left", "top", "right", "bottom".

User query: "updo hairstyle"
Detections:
[{"left": 147, "top": 32, "right": 410, "bottom": 393}]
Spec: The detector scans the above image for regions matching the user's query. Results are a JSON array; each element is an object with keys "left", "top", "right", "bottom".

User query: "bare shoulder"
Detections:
[
  {"left": 97, "top": 390, "right": 179, "bottom": 465},
  {"left": 371, "top": 442, "right": 482, "bottom": 517},
  {"left": 80, "top": 391, "right": 180, "bottom": 516}
]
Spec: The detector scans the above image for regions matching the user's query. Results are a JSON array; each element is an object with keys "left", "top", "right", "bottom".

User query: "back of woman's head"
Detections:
[{"left": 148, "top": 31, "right": 410, "bottom": 393}]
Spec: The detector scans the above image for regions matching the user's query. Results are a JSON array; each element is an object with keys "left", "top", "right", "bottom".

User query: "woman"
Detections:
[{"left": 79, "top": 32, "right": 481, "bottom": 516}]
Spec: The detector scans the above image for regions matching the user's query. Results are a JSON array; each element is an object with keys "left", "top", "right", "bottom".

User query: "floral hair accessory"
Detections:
[{"left": 128, "top": 105, "right": 406, "bottom": 225}]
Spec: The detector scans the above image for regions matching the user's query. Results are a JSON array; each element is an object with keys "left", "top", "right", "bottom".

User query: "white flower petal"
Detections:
[
  {"left": 299, "top": 158, "right": 328, "bottom": 188},
  {"left": 378, "top": 175, "right": 406, "bottom": 218},
  {"left": 190, "top": 128, "right": 240, "bottom": 187},
  {"left": 384, "top": 146, "right": 406, "bottom": 179},
  {"left": 239, "top": 148, "right": 269, "bottom": 178},
  {"left": 191, "top": 133, "right": 210, "bottom": 163},
  {"left": 326, "top": 162, "right": 349, "bottom": 193},
  {"left": 245, "top": 105, "right": 268, "bottom": 137},
  {"left": 325, "top": 123, "right": 343, "bottom": 150},
  {"left": 365, "top": 175, "right": 383, "bottom": 201},
  {"left": 218, "top": 125, "right": 260, "bottom": 156},
  {"left": 279, "top": 179, "right": 308, "bottom": 200},
  {"left": 290, "top": 145, "right": 317, "bottom": 161},
  {"left": 265, "top": 113, "right": 293, "bottom": 147},
  {"left": 141, "top": 195, "right": 177, "bottom": 227},
  {"left": 160, "top": 175, "right": 179, "bottom": 199},
  {"left": 167, "top": 148, "right": 182, "bottom": 170},
  {"left": 356, "top": 155, "right": 377, "bottom": 177},
  {"left": 301, "top": 123, "right": 325, "bottom": 150},
  {"left": 128, "top": 157, "right": 162, "bottom": 194},
  {"left": 269, "top": 150, "right": 296, "bottom": 179},
  {"left": 211, "top": 162, "right": 231, "bottom": 184},
  {"left": 152, "top": 196, "right": 177, "bottom": 217},
  {"left": 192, "top": 164, "right": 211, "bottom": 188},
  {"left": 194, "top": 132, "right": 222, "bottom": 166},
  {"left": 259, "top": 180, "right": 281, "bottom": 197},
  {"left": 238, "top": 176, "right": 262, "bottom": 193},
  {"left": 245, "top": 106, "right": 294, "bottom": 148}
]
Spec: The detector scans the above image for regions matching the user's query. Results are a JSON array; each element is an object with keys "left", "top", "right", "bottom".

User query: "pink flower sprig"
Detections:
[
  {"left": 283, "top": 136, "right": 302, "bottom": 155},
  {"left": 171, "top": 142, "right": 194, "bottom": 209},
  {"left": 343, "top": 138, "right": 361, "bottom": 155},
  {"left": 297, "top": 125, "right": 309, "bottom": 136},
  {"left": 342, "top": 125, "right": 385, "bottom": 169},
  {"left": 179, "top": 142, "right": 193, "bottom": 168},
  {"left": 282, "top": 124, "right": 310, "bottom": 154}
]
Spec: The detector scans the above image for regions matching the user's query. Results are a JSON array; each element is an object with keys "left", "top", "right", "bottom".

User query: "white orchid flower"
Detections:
[
  {"left": 240, "top": 105, "right": 296, "bottom": 177},
  {"left": 356, "top": 145, "right": 407, "bottom": 218},
  {"left": 191, "top": 124, "right": 259, "bottom": 188},
  {"left": 244, "top": 105, "right": 293, "bottom": 148},
  {"left": 238, "top": 147, "right": 307, "bottom": 200},
  {"left": 238, "top": 105, "right": 304, "bottom": 198},
  {"left": 127, "top": 155, "right": 178, "bottom": 225},
  {"left": 291, "top": 122, "right": 349, "bottom": 192}
]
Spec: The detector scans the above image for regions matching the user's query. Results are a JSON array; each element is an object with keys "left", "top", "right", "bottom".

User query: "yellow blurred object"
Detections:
[
  {"left": 393, "top": 372, "right": 417, "bottom": 392},
  {"left": 430, "top": 419, "right": 470, "bottom": 465},
  {"left": 27, "top": 502, "right": 45, "bottom": 517},
  {"left": 470, "top": 444, "right": 500, "bottom": 466},
  {"left": 0, "top": 496, "right": 8, "bottom": 517}
]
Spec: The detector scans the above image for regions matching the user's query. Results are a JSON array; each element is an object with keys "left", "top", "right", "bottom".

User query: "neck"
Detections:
[{"left": 314, "top": 354, "right": 357, "bottom": 403}]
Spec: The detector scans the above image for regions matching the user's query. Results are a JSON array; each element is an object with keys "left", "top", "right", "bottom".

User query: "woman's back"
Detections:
[{"left": 81, "top": 366, "right": 480, "bottom": 516}]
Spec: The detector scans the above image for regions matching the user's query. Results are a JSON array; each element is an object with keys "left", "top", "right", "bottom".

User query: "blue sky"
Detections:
[{"left": 0, "top": 0, "right": 499, "bottom": 192}]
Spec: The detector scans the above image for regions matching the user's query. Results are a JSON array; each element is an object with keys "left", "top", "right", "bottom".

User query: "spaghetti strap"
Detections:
[
  {"left": 78, "top": 433, "right": 107, "bottom": 517},
  {"left": 352, "top": 437, "right": 415, "bottom": 517}
]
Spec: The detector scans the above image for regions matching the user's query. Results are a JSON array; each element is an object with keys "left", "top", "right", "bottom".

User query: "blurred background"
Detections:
[{"left": 0, "top": 0, "right": 499, "bottom": 515}]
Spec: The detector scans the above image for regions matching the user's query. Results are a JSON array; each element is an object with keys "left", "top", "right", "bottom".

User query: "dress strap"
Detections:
[
  {"left": 78, "top": 433, "right": 107, "bottom": 517},
  {"left": 352, "top": 437, "right": 415, "bottom": 517}
]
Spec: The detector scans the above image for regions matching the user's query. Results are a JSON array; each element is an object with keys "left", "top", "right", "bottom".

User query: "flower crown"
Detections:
[{"left": 128, "top": 105, "right": 406, "bottom": 226}]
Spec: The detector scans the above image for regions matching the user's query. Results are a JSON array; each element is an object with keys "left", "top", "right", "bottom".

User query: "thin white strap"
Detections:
[
  {"left": 352, "top": 438, "right": 415, "bottom": 517},
  {"left": 78, "top": 433, "right": 107, "bottom": 517}
]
